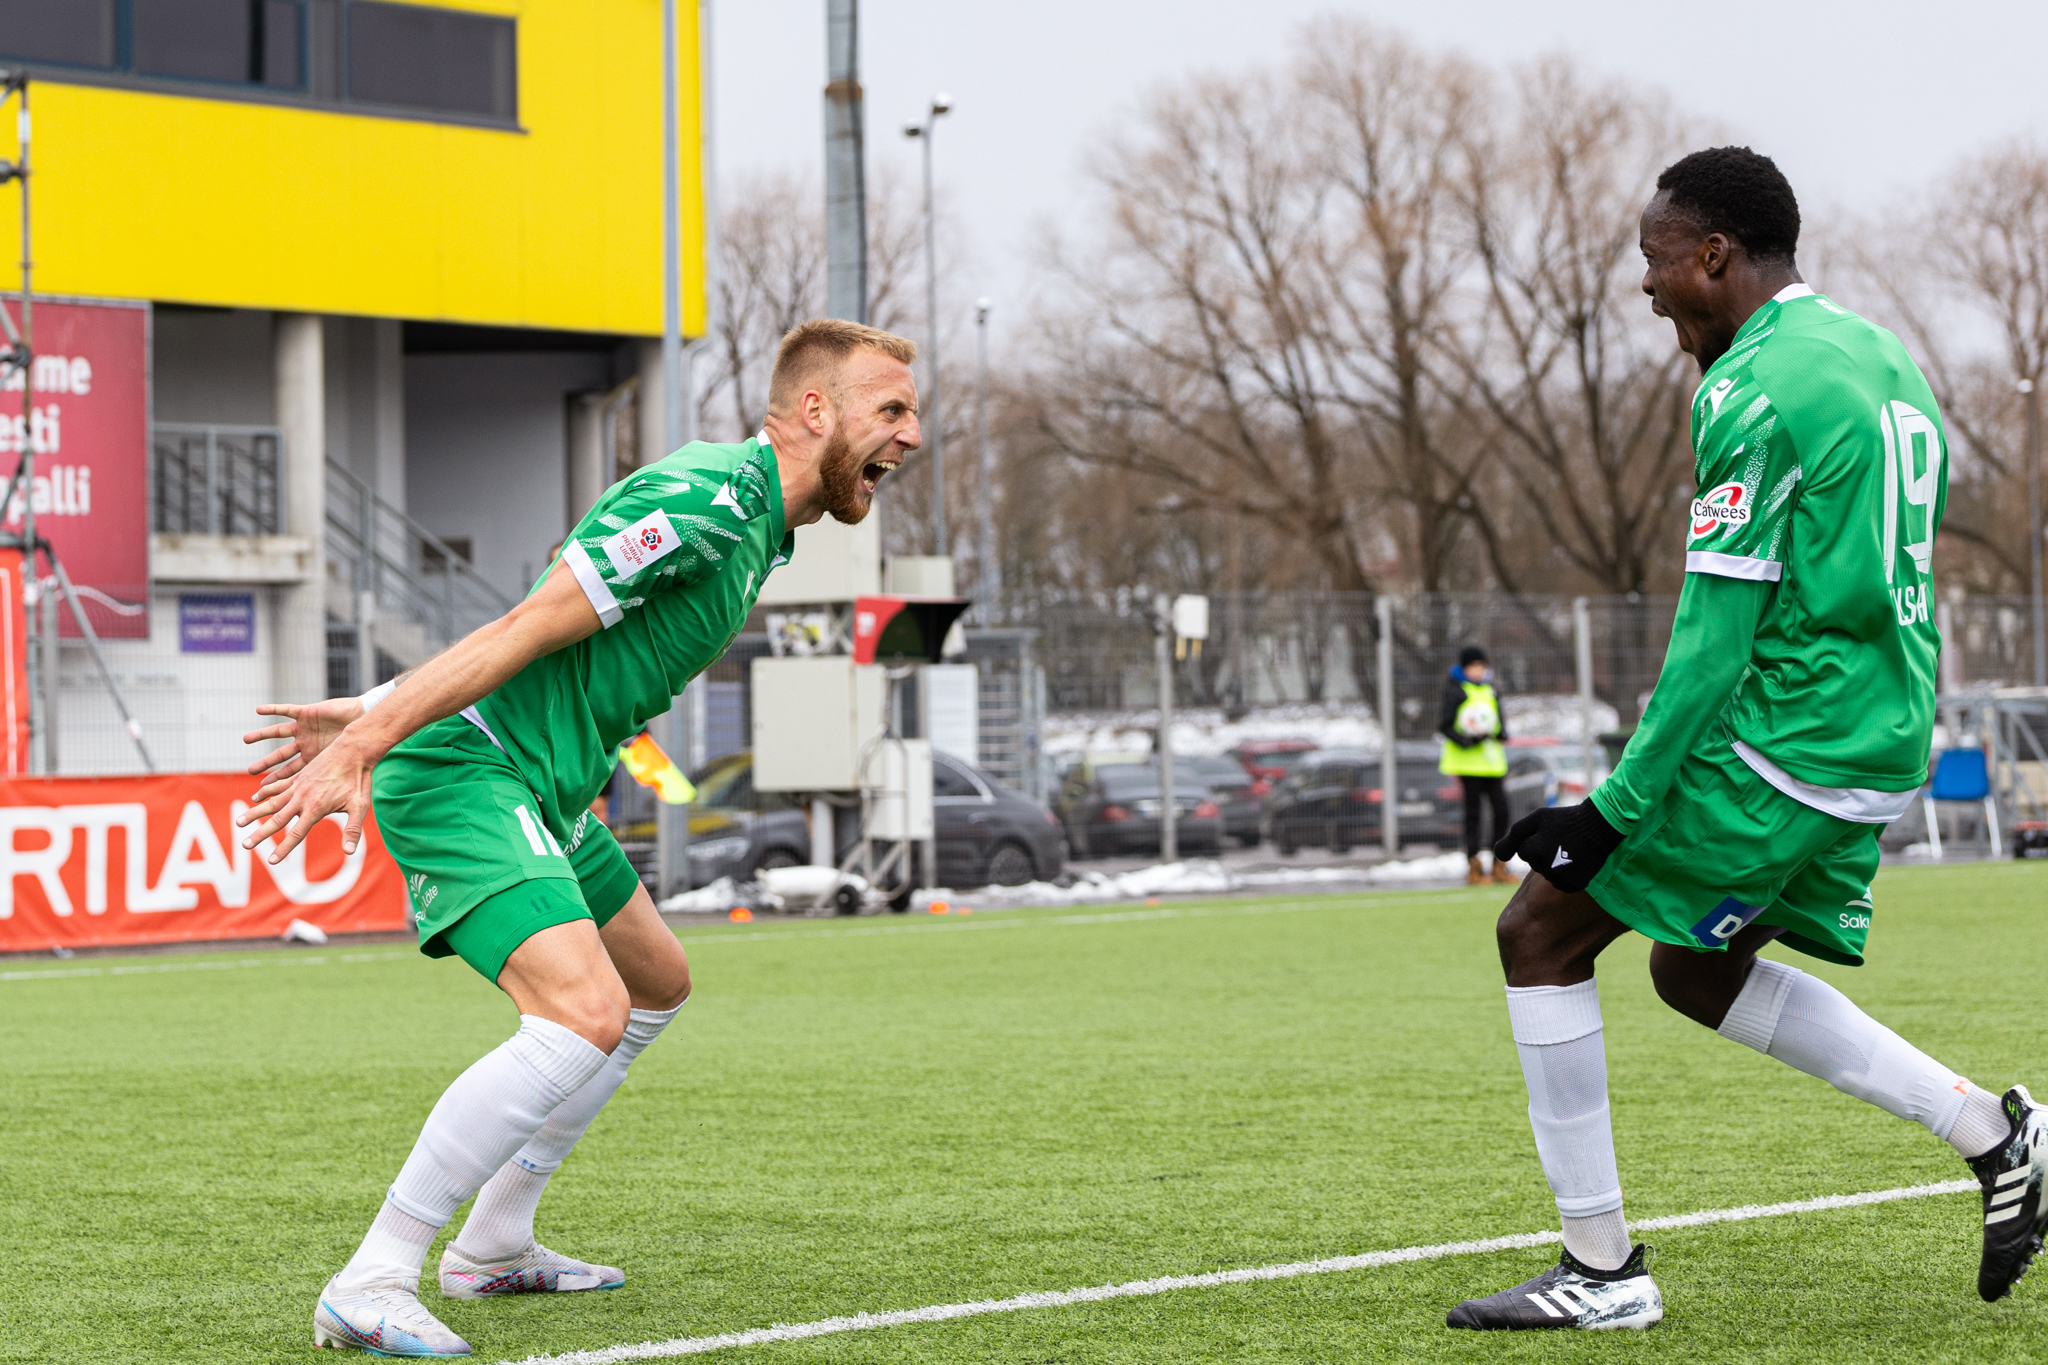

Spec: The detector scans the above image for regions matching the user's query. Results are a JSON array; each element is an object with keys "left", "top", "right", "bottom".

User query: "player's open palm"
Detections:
[
  {"left": 237, "top": 730, "right": 377, "bottom": 862},
  {"left": 242, "top": 697, "right": 366, "bottom": 800}
]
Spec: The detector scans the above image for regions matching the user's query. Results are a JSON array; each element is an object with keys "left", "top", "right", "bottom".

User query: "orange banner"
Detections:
[{"left": 0, "top": 772, "right": 408, "bottom": 952}]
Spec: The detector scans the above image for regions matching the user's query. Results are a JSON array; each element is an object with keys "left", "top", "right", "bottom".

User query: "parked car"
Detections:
[
  {"left": 1052, "top": 754, "right": 1152, "bottom": 832},
  {"left": 1503, "top": 737, "right": 1614, "bottom": 823},
  {"left": 1180, "top": 754, "right": 1264, "bottom": 845},
  {"left": 1261, "top": 744, "right": 1461, "bottom": 853},
  {"left": 1062, "top": 764, "right": 1224, "bottom": 858},
  {"left": 1227, "top": 738, "right": 1319, "bottom": 786},
  {"left": 676, "top": 750, "right": 1065, "bottom": 893}
]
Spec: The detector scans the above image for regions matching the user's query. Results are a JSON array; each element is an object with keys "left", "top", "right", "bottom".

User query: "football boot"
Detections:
[
  {"left": 1969, "top": 1084, "right": 2048, "bottom": 1302},
  {"left": 314, "top": 1275, "right": 471, "bottom": 1357},
  {"left": 1446, "top": 1243, "right": 1662, "bottom": 1330},
  {"left": 439, "top": 1241, "right": 624, "bottom": 1298}
]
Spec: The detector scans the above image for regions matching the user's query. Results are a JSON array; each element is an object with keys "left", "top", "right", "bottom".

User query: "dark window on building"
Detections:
[
  {"left": 0, "top": 1, "right": 514, "bottom": 125},
  {"left": 348, "top": 2, "right": 514, "bottom": 120},
  {"left": 0, "top": 0, "right": 118, "bottom": 68}
]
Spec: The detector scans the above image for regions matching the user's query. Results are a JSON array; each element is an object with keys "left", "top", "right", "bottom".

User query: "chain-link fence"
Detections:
[{"left": 38, "top": 588, "right": 2048, "bottom": 872}]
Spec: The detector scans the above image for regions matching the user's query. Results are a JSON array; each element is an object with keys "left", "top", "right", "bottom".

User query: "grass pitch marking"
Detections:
[{"left": 497, "top": 1179, "right": 1975, "bottom": 1364}]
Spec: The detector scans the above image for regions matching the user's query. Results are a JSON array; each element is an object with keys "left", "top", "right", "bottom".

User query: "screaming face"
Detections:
[{"left": 817, "top": 426, "right": 903, "bottom": 525}]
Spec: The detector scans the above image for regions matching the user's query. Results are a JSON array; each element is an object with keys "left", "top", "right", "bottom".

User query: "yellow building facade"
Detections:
[
  {"left": 1, "top": 0, "right": 707, "bottom": 773},
  {"left": 4, "top": 0, "right": 706, "bottom": 335}
]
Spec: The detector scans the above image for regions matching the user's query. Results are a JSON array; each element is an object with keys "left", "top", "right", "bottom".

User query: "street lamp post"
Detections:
[
  {"left": 2026, "top": 376, "right": 2046, "bottom": 689},
  {"left": 974, "top": 297, "right": 996, "bottom": 623},
  {"left": 903, "top": 94, "right": 951, "bottom": 556}
]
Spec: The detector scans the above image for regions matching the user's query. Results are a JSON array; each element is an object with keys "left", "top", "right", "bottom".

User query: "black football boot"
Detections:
[
  {"left": 1446, "top": 1243, "right": 1661, "bottom": 1330},
  {"left": 1969, "top": 1084, "right": 2048, "bottom": 1302}
]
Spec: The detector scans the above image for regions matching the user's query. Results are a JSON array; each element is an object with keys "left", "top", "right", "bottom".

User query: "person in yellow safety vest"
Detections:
[{"left": 1439, "top": 644, "right": 1518, "bottom": 886}]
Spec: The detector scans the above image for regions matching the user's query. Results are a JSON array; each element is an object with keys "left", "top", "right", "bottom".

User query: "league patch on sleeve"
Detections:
[{"left": 601, "top": 510, "right": 682, "bottom": 581}]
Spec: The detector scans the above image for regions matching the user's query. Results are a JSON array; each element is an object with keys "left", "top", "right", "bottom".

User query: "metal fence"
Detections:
[
  {"left": 323, "top": 458, "right": 515, "bottom": 695},
  {"left": 151, "top": 424, "right": 282, "bottom": 536}
]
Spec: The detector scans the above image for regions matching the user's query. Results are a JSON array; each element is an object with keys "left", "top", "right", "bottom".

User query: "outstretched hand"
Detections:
[
  {"left": 242, "top": 698, "right": 365, "bottom": 804},
  {"left": 237, "top": 698, "right": 375, "bottom": 862}
]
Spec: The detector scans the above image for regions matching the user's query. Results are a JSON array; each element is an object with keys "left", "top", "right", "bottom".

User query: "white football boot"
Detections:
[
  {"left": 314, "top": 1275, "right": 472, "bottom": 1357},
  {"left": 438, "top": 1242, "right": 624, "bottom": 1298}
]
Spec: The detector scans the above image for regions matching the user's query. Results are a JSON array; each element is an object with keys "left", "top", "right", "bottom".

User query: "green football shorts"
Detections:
[
  {"left": 1587, "top": 723, "right": 1884, "bottom": 966},
  {"left": 371, "top": 715, "right": 643, "bottom": 983}
]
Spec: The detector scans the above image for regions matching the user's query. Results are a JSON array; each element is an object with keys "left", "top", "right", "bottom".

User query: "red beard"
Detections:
[{"left": 819, "top": 429, "right": 875, "bottom": 525}]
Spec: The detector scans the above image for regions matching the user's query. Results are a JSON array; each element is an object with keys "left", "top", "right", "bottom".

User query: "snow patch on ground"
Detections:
[
  {"left": 914, "top": 853, "right": 1529, "bottom": 910},
  {"left": 1042, "top": 695, "right": 1620, "bottom": 758}
]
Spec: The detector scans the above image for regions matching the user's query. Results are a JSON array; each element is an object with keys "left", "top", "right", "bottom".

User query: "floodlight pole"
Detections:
[
  {"left": 657, "top": 0, "right": 687, "bottom": 897},
  {"left": 0, "top": 71, "right": 39, "bottom": 772},
  {"left": 904, "top": 96, "right": 951, "bottom": 555},
  {"left": 974, "top": 298, "right": 995, "bottom": 624},
  {"left": 2025, "top": 376, "right": 2045, "bottom": 689}
]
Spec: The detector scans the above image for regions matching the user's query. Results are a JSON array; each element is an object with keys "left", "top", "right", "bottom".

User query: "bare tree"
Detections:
[
  {"left": 1025, "top": 22, "right": 1493, "bottom": 596},
  {"left": 694, "top": 163, "right": 955, "bottom": 446},
  {"left": 1855, "top": 142, "right": 2048, "bottom": 591},
  {"left": 1449, "top": 59, "right": 1694, "bottom": 595}
]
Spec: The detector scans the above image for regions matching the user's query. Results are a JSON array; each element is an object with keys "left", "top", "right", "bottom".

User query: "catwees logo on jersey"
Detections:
[{"left": 1690, "top": 482, "right": 1750, "bottom": 538}]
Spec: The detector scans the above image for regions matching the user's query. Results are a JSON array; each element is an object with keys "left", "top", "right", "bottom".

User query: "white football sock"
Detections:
[
  {"left": 335, "top": 1015, "right": 608, "bottom": 1291},
  {"left": 1718, "top": 958, "right": 1990, "bottom": 1154},
  {"left": 1506, "top": 979, "right": 1628, "bottom": 1271},
  {"left": 453, "top": 1005, "right": 681, "bottom": 1261}
]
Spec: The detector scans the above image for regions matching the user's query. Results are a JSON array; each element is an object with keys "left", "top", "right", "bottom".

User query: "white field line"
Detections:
[
  {"left": 498, "top": 1179, "right": 1976, "bottom": 1365},
  {"left": 0, "top": 949, "right": 417, "bottom": 982},
  {"left": 0, "top": 892, "right": 1464, "bottom": 984}
]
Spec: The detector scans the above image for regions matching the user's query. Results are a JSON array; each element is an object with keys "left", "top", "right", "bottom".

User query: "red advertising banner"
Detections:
[
  {"left": 0, "top": 549, "right": 26, "bottom": 775},
  {"left": 0, "top": 773, "right": 408, "bottom": 952},
  {"left": 1, "top": 298, "right": 150, "bottom": 639}
]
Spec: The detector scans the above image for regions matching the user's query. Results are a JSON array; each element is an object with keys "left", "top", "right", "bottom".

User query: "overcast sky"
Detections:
[{"left": 712, "top": 0, "right": 2048, "bottom": 341}]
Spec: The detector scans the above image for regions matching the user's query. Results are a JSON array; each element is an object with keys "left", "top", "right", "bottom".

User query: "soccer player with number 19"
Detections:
[{"left": 1448, "top": 147, "right": 2048, "bottom": 1331}]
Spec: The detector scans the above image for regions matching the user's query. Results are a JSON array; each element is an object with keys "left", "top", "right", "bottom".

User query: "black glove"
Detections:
[{"left": 1494, "top": 801, "right": 1625, "bottom": 894}]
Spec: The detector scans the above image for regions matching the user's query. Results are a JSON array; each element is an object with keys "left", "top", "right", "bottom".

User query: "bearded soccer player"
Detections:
[
  {"left": 236, "top": 320, "right": 920, "bottom": 1357},
  {"left": 1445, "top": 147, "right": 2047, "bottom": 1332}
]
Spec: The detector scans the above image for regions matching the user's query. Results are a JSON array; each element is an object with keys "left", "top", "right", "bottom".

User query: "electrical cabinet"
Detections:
[{"left": 750, "top": 655, "right": 886, "bottom": 791}]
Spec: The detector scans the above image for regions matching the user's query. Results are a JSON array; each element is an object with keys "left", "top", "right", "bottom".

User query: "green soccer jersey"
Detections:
[
  {"left": 1677, "top": 284, "right": 1947, "bottom": 793},
  {"left": 446, "top": 436, "right": 794, "bottom": 838}
]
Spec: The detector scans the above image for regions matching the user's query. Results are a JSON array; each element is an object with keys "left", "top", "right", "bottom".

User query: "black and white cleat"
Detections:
[
  {"left": 1446, "top": 1243, "right": 1662, "bottom": 1331},
  {"left": 1969, "top": 1084, "right": 2048, "bottom": 1302}
]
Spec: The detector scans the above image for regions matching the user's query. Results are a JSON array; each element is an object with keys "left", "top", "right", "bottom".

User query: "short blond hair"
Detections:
[{"left": 767, "top": 318, "right": 918, "bottom": 413}]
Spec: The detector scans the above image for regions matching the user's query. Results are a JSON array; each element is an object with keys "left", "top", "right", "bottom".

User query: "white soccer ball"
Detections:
[{"left": 1458, "top": 703, "right": 1497, "bottom": 738}]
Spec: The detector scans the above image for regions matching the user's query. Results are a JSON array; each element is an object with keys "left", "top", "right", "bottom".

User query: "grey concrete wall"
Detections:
[
  {"left": 404, "top": 351, "right": 612, "bottom": 601},
  {"left": 151, "top": 308, "right": 275, "bottom": 425}
]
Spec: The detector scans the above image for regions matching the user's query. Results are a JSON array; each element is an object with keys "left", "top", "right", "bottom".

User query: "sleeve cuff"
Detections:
[
  {"left": 358, "top": 679, "right": 397, "bottom": 712},
  {"left": 562, "top": 541, "right": 624, "bottom": 627},
  {"left": 1685, "top": 550, "right": 1782, "bottom": 582}
]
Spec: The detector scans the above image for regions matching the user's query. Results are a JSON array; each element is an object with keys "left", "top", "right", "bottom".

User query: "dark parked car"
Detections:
[
  {"left": 1503, "top": 738, "right": 1613, "bottom": 823},
  {"left": 1262, "top": 744, "right": 1462, "bottom": 853},
  {"left": 1180, "top": 754, "right": 1263, "bottom": 845},
  {"left": 1061, "top": 764, "right": 1223, "bottom": 858},
  {"left": 677, "top": 749, "right": 1065, "bottom": 892},
  {"left": 1227, "top": 739, "right": 1318, "bottom": 786}
]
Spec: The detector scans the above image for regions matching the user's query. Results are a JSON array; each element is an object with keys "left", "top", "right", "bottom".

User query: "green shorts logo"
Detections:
[{"left": 1691, "top": 896, "right": 1763, "bottom": 946}]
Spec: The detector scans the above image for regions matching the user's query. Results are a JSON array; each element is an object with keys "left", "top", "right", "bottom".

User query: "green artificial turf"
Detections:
[{"left": 2, "top": 862, "right": 2045, "bottom": 1363}]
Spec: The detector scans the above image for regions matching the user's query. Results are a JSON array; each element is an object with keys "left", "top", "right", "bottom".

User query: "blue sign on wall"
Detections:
[{"left": 179, "top": 594, "right": 255, "bottom": 654}]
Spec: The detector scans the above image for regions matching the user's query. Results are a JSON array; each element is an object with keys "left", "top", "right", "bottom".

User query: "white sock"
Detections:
[
  {"left": 1506, "top": 979, "right": 1628, "bottom": 1272},
  {"left": 453, "top": 1005, "right": 681, "bottom": 1261},
  {"left": 1718, "top": 958, "right": 1994, "bottom": 1155},
  {"left": 335, "top": 1015, "right": 608, "bottom": 1291}
]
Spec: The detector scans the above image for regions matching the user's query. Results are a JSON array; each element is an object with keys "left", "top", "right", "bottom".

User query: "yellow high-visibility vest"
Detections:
[{"left": 1440, "top": 680, "right": 1507, "bottom": 777}]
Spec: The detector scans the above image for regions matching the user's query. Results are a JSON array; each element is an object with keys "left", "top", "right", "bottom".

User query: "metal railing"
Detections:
[
  {"left": 151, "top": 424, "right": 282, "bottom": 535},
  {"left": 325, "top": 458, "right": 514, "bottom": 676}
]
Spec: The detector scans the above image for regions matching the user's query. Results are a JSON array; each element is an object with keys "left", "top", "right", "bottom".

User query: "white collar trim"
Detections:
[{"left": 1773, "top": 283, "right": 1815, "bottom": 302}]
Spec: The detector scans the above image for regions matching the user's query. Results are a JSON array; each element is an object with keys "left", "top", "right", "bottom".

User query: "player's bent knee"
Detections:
[
  {"left": 646, "top": 956, "right": 691, "bottom": 1012},
  {"left": 554, "top": 983, "right": 631, "bottom": 1054}
]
